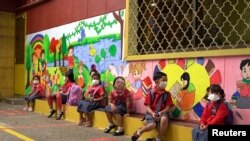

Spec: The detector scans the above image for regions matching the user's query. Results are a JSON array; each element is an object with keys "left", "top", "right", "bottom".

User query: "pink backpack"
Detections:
[{"left": 67, "top": 84, "right": 82, "bottom": 106}]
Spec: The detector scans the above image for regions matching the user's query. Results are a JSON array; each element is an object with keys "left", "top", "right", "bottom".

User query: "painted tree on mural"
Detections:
[
  {"left": 100, "top": 48, "right": 106, "bottom": 59},
  {"left": 49, "top": 37, "right": 59, "bottom": 67},
  {"left": 65, "top": 11, "right": 124, "bottom": 42},
  {"left": 43, "top": 34, "right": 51, "bottom": 63},
  {"left": 113, "top": 10, "right": 124, "bottom": 58},
  {"left": 57, "top": 39, "right": 62, "bottom": 66},
  {"left": 25, "top": 44, "right": 32, "bottom": 88},
  {"left": 61, "top": 34, "right": 68, "bottom": 67},
  {"left": 109, "top": 44, "right": 117, "bottom": 57}
]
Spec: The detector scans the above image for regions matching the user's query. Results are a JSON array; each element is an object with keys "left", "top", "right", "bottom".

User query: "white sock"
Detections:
[
  {"left": 156, "top": 137, "right": 161, "bottom": 141},
  {"left": 109, "top": 123, "right": 114, "bottom": 127},
  {"left": 137, "top": 129, "right": 141, "bottom": 135},
  {"left": 118, "top": 127, "right": 124, "bottom": 131}
]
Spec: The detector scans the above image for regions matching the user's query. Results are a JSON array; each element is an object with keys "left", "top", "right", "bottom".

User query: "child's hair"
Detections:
[
  {"left": 68, "top": 46, "right": 74, "bottom": 51},
  {"left": 181, "top": 72, "right": 190, "bottom": 90},
  {"left": 90, "top": 69, "right": 98, "bottom": 76},
  {"left": 33, "top": 75, "right": 40, "bottom": 82},
  {"left": 240, "top": 59, "right": 250, "bottom": 70},
  {"left": 210, "top": 84, "right": 225, "bottom": 99},
  {"left": 203, "top": 86, "right": 211, "bottom": 100},
  {"left": 153, "top": 72, "right": 167, "bottom": 81},
  {"left": 66, "top": 71, "right": 75, "bottom": 83},
  {"left": 113, "top": 76, "right": 125, "bottom": 86},
  {"left": 91, "top": 64, "right": 97, "bottom": 71}
]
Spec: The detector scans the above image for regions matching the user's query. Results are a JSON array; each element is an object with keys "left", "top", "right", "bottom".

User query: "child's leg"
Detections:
[
  {"left": 157, "top": 116, "right": 169, "bottom": 140},
  {"left": 114, "top": 113, "right": 123, "bottom": 129},
  {"left": 84, "top": 113, "right": 90, "bottom": 121},
  {"left": 112, "top": 113, "right": 125, "bottom": 136},
  {"left": 104, "top": 111, "right": 116, "bottom": 133},
  {"left": 56, "top": 94, "right": 63, "bottom": 113},
  {"left": 23, "top": 96, "right": 30, "bottom": 110},
  {"left": 78, "top": 112, "right": 85, "bottom": 125},
  {"left": 138, "top": 123, "right": 156, "bottom": 135},
  {"left": 105, "top": 111, "right": 114, "bottom": 124},
  {"left": 84, "top": 113, "right": 92, "bottom": 127},
  {"left": 46, "top": 95, "right": 54, "bottom": 110},
  {"left": 27, "top": 94, "right": 38, "bottom": 111}
]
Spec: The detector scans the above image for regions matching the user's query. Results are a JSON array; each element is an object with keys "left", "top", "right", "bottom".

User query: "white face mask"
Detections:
[
  {"left": 207, "top": 93, "right": 220, "bottom": 101},
  {"left": 33, "top": 80, "right": 39, "bottom": 84},
  {"left": 159, "top": 81, "right": 167, "bottom": 89},
  {"left": 92, "top": 79, "right": 99, "bottom": 85}
]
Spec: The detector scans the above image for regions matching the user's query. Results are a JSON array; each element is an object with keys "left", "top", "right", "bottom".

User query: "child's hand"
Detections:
[
  {"left": 124, "top": 113, "right": 130, "bottom": 117},
  {"left": 153, "top": 113, "right": 160, "bottom": 121},
  {"left": 90, "top": 97, "right": 94, "bottom": 102},
  {"left": 200, "top": 124, "right": 207, "bottom": 130},
  {"left": 110, "top": 104, "right": 116, "bottom": 112}
]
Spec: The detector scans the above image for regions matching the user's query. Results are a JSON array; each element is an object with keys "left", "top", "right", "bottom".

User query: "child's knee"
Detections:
[
  {"left": 161, "top": 116, "right": 168, "bottom": 123},
  {"left": 147, "top": 123, "right": 157, "bottom": 129}
]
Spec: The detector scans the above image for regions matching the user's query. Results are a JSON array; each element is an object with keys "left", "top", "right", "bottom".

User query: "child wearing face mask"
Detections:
[
  {"left": 132, "top": 72, "right": 173, "bottom": 141},
  {"left": 77, "top": 72, "right": 105, "bottom": 127},
  {"left": 47, "top": 71, "right": 74, "bottom": 120},
  {"left": 192, "top": 84, "right": 229, "bottom": 141},
  {"left": 104, "top": 76, "right": 131, "bottom": 136},
  {"left": 23, "top": 75, "right": 45, "bottom": 112}
]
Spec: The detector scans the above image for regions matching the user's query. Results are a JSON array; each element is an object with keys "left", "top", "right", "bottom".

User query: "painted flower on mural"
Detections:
[{"left": 49, "top": 37, "right": 59, "bottom": 67}]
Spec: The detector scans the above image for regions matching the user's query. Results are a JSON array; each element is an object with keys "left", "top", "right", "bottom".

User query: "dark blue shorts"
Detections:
[
  {"left": 105, "top": 104, "right": 127, "bottom": 116},
  {"left": 145, "top": 112, "right": 169, "bottom": 127}
]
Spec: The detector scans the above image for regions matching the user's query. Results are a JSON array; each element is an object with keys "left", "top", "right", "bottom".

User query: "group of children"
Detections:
[{"left": 23, "top": 70, "right": 231, "bottom": 141}]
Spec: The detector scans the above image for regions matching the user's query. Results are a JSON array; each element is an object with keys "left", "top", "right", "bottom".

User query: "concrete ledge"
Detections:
[{"left": 34, "top": 99, "right": 195, "bottom": 141}]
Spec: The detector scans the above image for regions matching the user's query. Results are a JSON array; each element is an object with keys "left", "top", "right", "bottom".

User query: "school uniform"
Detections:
[
  {"left": 24, "top": 84, "right": 44, "bottom": 102},
  {"left": 105, "top": 88, "right": 131, "bottom": 116},
  {"left": 144, "top": 87, "right": 173, "bottom": 126},
  {"left": 192, "top": 100, "right": 229, "bottom": 141},
  {"left": 200, "top": 100, "right": 229, "bottom": 125},
  {"left": 47, "top": 82, "right": 73, "bottom": 110},
  {"left": 77, "top": 85, "right": 105, "bottom": 113}
]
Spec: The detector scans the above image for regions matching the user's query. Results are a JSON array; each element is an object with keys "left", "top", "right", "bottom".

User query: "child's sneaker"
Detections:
[
  {"left": 28, "top": 107, "right": 33, "bottom": 112},
  {"left": 23, "top": 107, "right": 28, "bottom": 111}
]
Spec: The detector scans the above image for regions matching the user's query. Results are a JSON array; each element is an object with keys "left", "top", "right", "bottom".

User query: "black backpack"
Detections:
[
  {"left": 150, "top": 90, "right": 168, "bottom": 107},
  {"left": 214, "top": 101, "right": 234, "bottom": 125}
]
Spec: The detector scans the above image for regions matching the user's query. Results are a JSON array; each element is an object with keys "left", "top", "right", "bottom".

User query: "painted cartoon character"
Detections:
[
  {"left": 67, "top": 46, "right": 74, "bottom": 72},
  {"left": 232, "top": 59, "right": 250, "bottom": 109},
  {"left": 44, "top": 70, "right": 52, "bottom": 96},
  {"left": 89, "top": 44, "right": 97, "bottom": 57},
  {"left": 176, "top": 72, "right": 195, "bottom": 111},
  {"left": 109, "top": 63, "right": 130, "bottom": 88},
  {"left": 129, "top": 62, "right": 146, "bottom": 100},
  {"left": 32, "top": 52, "right": 39, "bottom": 75},
  {"left": 52, "top": 69, "right": 60, "bottom": 85},
  {"left": 39, "top": 49, "right": 47, "bottom": 74},
  {"left": 77, "top": 61, "right": 85, "bottom": 88}
]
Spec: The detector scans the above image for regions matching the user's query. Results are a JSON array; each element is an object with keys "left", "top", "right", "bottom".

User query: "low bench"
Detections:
[{"left": 34, "top": 99, "right": 196, "bottom": 141}]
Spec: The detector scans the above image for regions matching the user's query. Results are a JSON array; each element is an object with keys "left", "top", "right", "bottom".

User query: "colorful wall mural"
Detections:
[{"left": 25, "top": 10, "right": 250, "bottom": 124}]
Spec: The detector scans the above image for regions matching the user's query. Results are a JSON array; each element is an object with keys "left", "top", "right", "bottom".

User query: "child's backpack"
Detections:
[
  {"left": 150, "top": 90, "right": 168, "bottom": 107},
  {"left": 215, "top": 101, "right": 234, "bottom": 125},
  {"left": 67, "top": 84, "right": 82, "bottom": 106},
  {"left": 224, "top": 102, "right": 234, "bottom": 125}
]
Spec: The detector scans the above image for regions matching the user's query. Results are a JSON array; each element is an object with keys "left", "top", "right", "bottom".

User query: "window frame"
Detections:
[{"left": 123, "top": 0, "right": 250, "bottom": 61}]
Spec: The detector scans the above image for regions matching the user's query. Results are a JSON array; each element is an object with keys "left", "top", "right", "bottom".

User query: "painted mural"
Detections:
[{"left": 25, "top": 10, "right": 250, "bottom": 124}]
